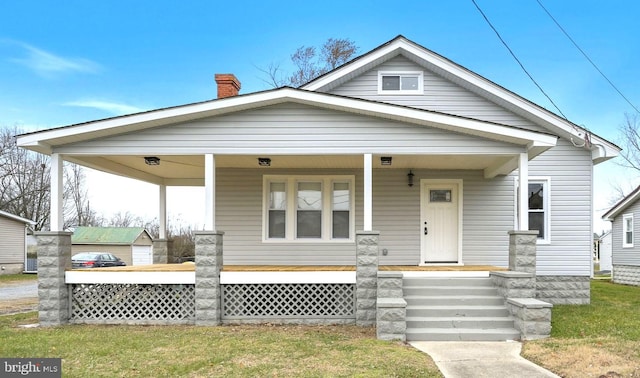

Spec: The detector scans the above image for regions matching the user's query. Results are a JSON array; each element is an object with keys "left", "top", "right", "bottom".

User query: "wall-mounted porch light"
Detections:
[
  {"left": 258, "top": 157, "right": 271, "bottom": 167},
  {"left": 407, "top": 170, "right": 414, "bottom": 187},
  {"left": 380, "top": 156, "right": 392, "bottom": 165},
  {"left": 144, "top": 156, "right": 160, "bottom": 166}
]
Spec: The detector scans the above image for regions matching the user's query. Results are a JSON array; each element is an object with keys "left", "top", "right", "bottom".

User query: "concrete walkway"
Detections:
[{"left": 411, "top": 341, "right": 560, "bottom": 378}]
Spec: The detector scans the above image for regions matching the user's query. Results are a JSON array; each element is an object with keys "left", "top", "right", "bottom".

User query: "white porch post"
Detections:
[
  {"left": 50, "top": 153, "right": 63, "bottom": 231},
  {"left": 364, "top": 153, "right": 372, "bottom": 231},
  {"left": 518, "top": 152, "right": 529, "bottom": 230},
  {"left": 204, "top": 154, "right": 216, "bottom": 230},
  {"left": 159, "top": 184, "right": 167, "bottom": 239}
]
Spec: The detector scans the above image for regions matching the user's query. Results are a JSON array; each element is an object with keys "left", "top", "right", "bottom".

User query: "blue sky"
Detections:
[{"left": 2, "top": 0, "right": 639, "bottom": 231}]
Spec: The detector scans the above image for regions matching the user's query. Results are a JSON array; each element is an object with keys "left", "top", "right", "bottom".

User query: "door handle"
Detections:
[{"left": 424, "top": 221, "right": 428, "bottom": 235}]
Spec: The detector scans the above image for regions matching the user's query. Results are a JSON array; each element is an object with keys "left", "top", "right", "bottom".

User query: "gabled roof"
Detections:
[
  {"left": 0, "top": 209, "right": 36, "bottom": 225},
  {"left": 16, "top": 87, "right": 557, "bottom": 155},
  {"left": 602, "top": 185, "right": 640, "bottom": 221},
  {"left": 71, "top": 227, "right": 151, "bottom": 245},
  {"left": 303, "top": 35, "right": 619, "bottom": 164}
]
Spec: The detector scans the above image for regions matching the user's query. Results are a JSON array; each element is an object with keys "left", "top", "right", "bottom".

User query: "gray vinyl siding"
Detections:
[
  {"left": 526, "top": 138, "right": 593, "bottom": 276},
  {"left": 57, "top": 103, "right": 522, "bottom": 156},
  {"left": 611, "top": 200, "right": 640, "bottom": 266},
  {"left": 330, "top": 55, "right": 547, "bottom": 132},
  {"left": 217, "top": 168, "right": 514, "bottom": 266},
  {"left": 332, "top": 55, "right": 594, "bottom": 276},
  {"left": 0, "top": 216, "right": 26, "bottom": 264}
]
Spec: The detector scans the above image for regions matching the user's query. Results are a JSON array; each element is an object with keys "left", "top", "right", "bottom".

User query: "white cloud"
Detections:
[
  {"left": 64, "top": 100, "right": 146, "bottom": 116},
  {"left": 7, "top": 41, "right": 101, "bottom": 77}
]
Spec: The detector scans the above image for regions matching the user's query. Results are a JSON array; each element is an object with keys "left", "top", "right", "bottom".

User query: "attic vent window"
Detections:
[{"left": 378, "top": 71, "right": 423, "bottom": 94}]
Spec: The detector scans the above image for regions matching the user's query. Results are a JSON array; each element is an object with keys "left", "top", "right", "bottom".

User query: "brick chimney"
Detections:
[{"left": 215, "top": 74, "right": 241, "bottom": 99}]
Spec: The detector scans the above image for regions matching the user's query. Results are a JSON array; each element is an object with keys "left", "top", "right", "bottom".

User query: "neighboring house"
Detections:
[
  {"left": 17, "top": 35, "right": 620, "bottom": 304},
  {"left": 0, "top": 210, "right": 36, "bottom": 275},
  {"left": 602, "top": 187, "right": 640, "bottom": 285},
  {"left": 71, "top": 227, "right": 154, "bottom": 266},
  {"left": 598, "top": 230, "right": 612, "bottom": 272}
]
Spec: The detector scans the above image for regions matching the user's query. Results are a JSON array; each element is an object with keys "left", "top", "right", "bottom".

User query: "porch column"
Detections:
[
  {"left": 50, "top": 153, "right": 64, "bottom": 231},
  {"left": 518, "top": 152, "right": 529, "bottom": 230},
  {"left": 159, "top": 184, "right": 167, "bottom": 239},
  {"left": 36, "top": 231, "right": 72, "bottom": 326},
  {"left": 204, "top": 154, "right": 216, "bottom": 230},
  {"left": 356, "top": 230, "right": 379, "bottom": 326},
  {"left": 363, "top": 153, "right": 372, "bottom": 231},
  {"left": 153, "top": 184, "right": 170, "bottom": 263},
  {"left": 195, "top": 231, "right": 224, "bottom": 326}
]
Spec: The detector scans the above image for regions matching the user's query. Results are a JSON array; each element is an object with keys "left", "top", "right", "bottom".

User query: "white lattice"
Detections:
[
  {"left": 70, "top": 283, "right": 195, "bottom": 323},
  {"left": 222, "top": 283, "right": 355, "bottom": 319}
]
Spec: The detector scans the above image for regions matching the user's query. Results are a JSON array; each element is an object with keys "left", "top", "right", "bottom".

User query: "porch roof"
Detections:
[{"left": 16, "top": 87, "right": 557, "bottom": 184}]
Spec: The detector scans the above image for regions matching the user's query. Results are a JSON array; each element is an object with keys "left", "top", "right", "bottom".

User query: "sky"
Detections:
[{"left": 1, "top": 0, "right": 639, "bottom": 233}]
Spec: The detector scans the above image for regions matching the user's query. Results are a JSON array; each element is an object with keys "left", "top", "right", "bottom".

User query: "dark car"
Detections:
[{"left": 72, "top": 253, "right": 126, "bottom": 268}]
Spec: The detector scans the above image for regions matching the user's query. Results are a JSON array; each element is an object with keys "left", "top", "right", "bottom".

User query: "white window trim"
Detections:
[
  {"left": 623, "top": 213, "right": 634, "bottom": 248},
  {"left": 378, "top": 71, "right": 424, "bottom": 94},
  {"left": 514, "top": 176, "right": 551, "bottom": 244},
  {"left": 262, "top": 175, "right": 355, "bottom": 243}
]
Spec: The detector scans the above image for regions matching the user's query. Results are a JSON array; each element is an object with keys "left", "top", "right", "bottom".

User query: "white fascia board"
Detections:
[
  {"left": 220, "top": 271, "right": 356, "bottom": 284},
  {"left": 602, "top": 186, "right": 640, "bottom": 221},
  {"left": 16, "top": 90, "right": 291, "bottom": 154},
  {"left": 65, "top": 270, "right": 195, "bottom": 284},
  {"left": 291, "top": 90, "right": 558, "bottom": 147}
]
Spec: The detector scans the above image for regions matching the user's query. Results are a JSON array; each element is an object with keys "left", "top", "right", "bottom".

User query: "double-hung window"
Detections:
[
  {"left": 378, "top": 71, "right": 423, "bottom": 94},
  {"left": 623, "top": 213, "right": 633, "bottom": 248},
  {"left": 264, "top": 176, "right": 354, "bottom": 241},
  {"left": 516, "top": 177, "right": 550, "bottom": 243}
]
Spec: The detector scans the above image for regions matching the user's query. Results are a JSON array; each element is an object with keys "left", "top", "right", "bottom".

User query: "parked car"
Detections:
[{"left": 72, "top": 253, "right": 126, "bottom": 268}]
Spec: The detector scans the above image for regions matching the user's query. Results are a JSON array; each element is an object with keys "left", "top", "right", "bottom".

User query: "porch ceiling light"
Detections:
[
  {"left": 258, "top": 157, "right": 271, "bottom": 167},
  {"left": 380, "top": 156, "right": 392, "bottom": 165},
  {"left": 144, "top": 156, "right": 160, "bottom": 166},
  {"left": 407, "top": 170, "right": 414, "bottom": 187}
]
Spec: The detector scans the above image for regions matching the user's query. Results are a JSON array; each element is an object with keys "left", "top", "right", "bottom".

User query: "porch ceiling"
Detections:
[{"left": 67, "top": 153, "right": 514, "bottom": 186}]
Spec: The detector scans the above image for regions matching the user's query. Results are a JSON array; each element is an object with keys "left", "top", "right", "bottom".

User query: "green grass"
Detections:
[
  {"left": 0, "top": 314, "right": 441, "bottom": 378},
  {"left": 522, "top": 280, "right": 640, "bottom": 378},
  {"left": 0, "top": 273, "right": 37, "bottom": 283},
  {"left": 550, "top": 280, "right": 640, "bottom": 340}
]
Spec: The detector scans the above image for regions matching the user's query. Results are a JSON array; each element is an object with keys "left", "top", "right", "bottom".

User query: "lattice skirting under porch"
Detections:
[
  {"left": 70, "top": 283, "right": 196, "bottom": 325},
  {"left": 221, "top": 283, "right": 356, "bottom": 323}
]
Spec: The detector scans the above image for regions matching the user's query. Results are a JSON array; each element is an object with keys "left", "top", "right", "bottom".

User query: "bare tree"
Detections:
[
  {"left": 0, "top": 127, "right": 50, "bottom": 230},
  {"left": 617, "top": 113, "right": 640, "bottom": 173},
  {"left": 0, "top": 126, "right": 96, "bottom": 230},
  {"left": 260, "top": 38, "right": 358, "bottom": 88}
]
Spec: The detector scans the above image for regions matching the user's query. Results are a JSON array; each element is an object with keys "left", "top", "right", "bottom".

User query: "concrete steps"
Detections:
[{"left": 403, "top": 277, "right": 520, "bottom": 341}]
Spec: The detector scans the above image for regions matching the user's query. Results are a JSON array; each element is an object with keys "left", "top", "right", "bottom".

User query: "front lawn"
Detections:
[
  {"left": 0, "top": 313, "right": 441, "bottom": 378},
  {"left": 0, "top": 273, "right": 37, "bottom": 283},
  {"left": 522, "top": 280, "right": 640, "bottom": 377}
]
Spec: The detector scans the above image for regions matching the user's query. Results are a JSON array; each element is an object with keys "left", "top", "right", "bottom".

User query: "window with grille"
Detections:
[{"left": 264, "top": 176, "right": 354, "bottom": 241}]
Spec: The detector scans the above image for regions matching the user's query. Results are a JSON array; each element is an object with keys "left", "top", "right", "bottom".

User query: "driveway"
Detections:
[{"left": 0, "top": 279, "right": 38, "bottom": 315}]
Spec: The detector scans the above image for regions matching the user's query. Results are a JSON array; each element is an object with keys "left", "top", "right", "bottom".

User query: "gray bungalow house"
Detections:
[
  {"left": 602, "top": 186, "right": 640, "bottom": 286},
  {"left": 17, "top": 36, "right": 619, "bottom": 338}
]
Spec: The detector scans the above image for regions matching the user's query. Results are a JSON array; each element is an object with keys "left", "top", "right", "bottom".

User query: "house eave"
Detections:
[
  {"left": 302, "top": 35, "right": 620, "bottom": 164},
  {"left": 602, "top": 185, "right": 640, "bottom": 221}
]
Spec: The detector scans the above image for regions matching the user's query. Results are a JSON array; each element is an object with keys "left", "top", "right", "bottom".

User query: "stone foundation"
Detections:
[
  {"left": 506, "top": 298, "right": 552, "bottom": 340},
  {"left": 36, "top": 231, "right": 73, "bottom": 326},
  {"left": 356, "top": 231, "right": 379, "bottom": 326},
  {"left": 194, "top": 231, "right": 224, "bottom": 326},
  {"left": 490, "top": 271, "right": 536, "bottom": 299},
  {"left": 0, "top": 263, "right": 24, "bottom": 275},
  {"left": 612, "top": 265, "right": 640, "bottom": 286},
  {"left": 536, "top": 276, "right": 590, "bottom": 304}
]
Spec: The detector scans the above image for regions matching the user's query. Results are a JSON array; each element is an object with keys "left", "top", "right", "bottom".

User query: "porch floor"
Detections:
[{"left": 78, "top": 264, "right": 507, "bottom": 272}]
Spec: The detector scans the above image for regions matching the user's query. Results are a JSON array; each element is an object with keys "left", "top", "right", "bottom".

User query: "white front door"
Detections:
[{"left": 421, "top": 180, "right": 461, "bottom": 264}]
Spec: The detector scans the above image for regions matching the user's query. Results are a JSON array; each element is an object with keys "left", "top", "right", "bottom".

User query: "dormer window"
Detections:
[{"left": 378, "top": 71, "right": 423, "bottom": 94}]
